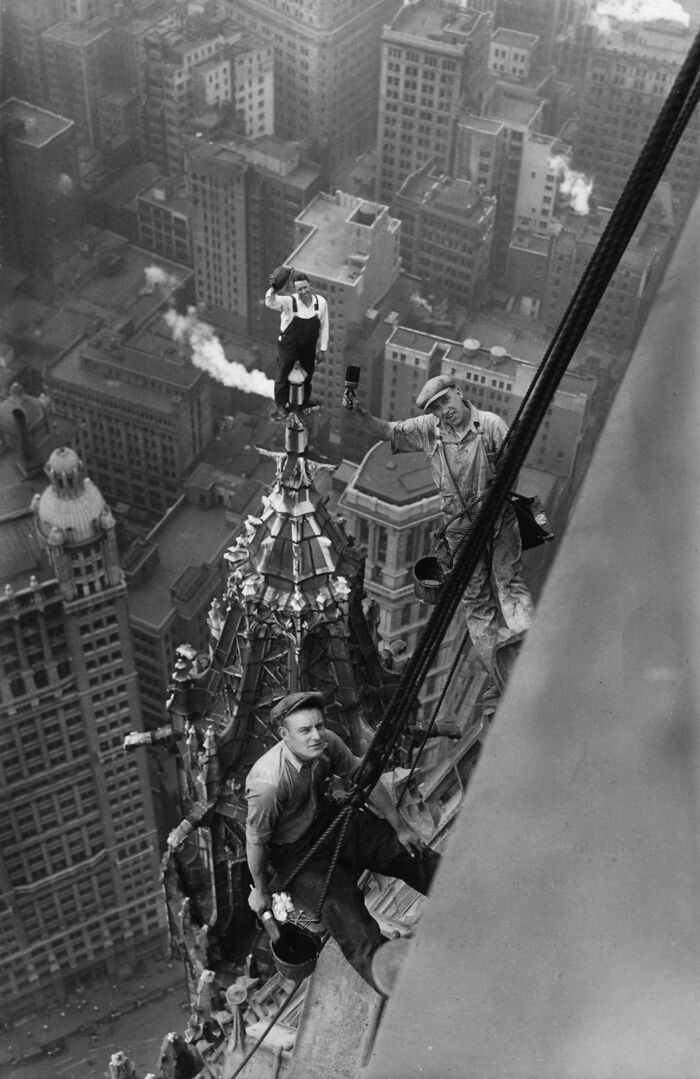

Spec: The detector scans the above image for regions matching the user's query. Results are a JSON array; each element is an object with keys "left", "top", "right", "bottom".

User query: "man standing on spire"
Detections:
[{"left": 265, "top": 269, "right": 329, "bottom": 416}]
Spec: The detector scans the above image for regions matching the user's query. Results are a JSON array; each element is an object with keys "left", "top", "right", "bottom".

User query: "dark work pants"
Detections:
[
  {"left": 275, "top": 316, "right": 319, "bottom": 407},
  {"left": 271, "top": 808, "right": 440, "bottom": 991}
]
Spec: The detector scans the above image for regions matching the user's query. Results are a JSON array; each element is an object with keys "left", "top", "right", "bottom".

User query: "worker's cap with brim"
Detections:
[
  {"left": 271, "top": 690, "right": 326, "bottom": 725},
  {"left": 416, "top": 374, "right": 457, "bottom": 411}
]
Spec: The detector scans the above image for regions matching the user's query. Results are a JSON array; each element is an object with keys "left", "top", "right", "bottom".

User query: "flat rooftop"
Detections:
[
  {"left": 0, "top": 98, "right": 73, "bottom": 148},
  {"left": 399, "top": 169, "right": 489, "bottom": 218},
  {"left": 389, "top": 325, "right": 463, "bottom": 357},
  {"left": 492, "top": 28, "right": 539, "bottom": 48},
  {"left": 457, "top": 113, "right": 505, "bottom": 135},
  {"left": 291, "top": 192, "right": 396, "bottom": 285},
  {"left": 487, "top": 92, "right": 542, "bottom": 128},
  {"left": 391, "top": 0, "right": 482, "bottom": 44},
  {"left": 127, "top": 499, "right": 239, "bottom": 626},
  {"left": 42, "top": 19, "right": 111, "bottom": 45}
]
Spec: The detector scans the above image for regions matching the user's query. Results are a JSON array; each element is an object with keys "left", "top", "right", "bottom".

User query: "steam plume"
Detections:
[
  {"left": 163, "top": 307, "right": 274, "bottom": 397},
  {"left": 591, "top": 0, "right": 690, "bottom": 33},
  {"left": 144, "top": 265, "right": 179, "bottom": 291},
  {"left": 549, "top": 155, "right": 594, "bottom": 215}
]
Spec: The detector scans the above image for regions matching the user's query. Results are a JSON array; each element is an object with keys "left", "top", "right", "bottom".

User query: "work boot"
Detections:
[{"left": 370, "top": 937, "right": 412, "bottom": 997}]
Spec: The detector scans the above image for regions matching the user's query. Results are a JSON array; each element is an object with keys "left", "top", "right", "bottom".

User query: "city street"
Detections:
[{"left": 1, "top": 961, "right": 190, "bottom": 1079}]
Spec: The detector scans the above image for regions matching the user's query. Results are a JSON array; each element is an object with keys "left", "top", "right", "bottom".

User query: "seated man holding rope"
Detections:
[
  {"left": 345, "top": 374, "right": 533, "bottom": 690},
  {"left": 245, "top": 691, "right": 440, "bottom": 992}
]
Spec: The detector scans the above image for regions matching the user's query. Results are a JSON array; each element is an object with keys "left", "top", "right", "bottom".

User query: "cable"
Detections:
[
  {"left": 350, "top": 24, "right": 700, "bottom": 801},
  {"left": 396, "top": 628, "right": 471, "bottom": 811}
]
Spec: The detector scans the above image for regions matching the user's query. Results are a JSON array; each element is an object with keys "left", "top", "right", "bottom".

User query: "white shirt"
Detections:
[{"left": 264, "top": 288, "right": 330, "bottom": 351}]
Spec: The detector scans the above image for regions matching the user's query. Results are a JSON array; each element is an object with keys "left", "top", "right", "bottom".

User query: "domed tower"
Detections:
[
  {"left": 32, "top": 446, "right": 122, "bottom": 600},
  {"left": 0, "top": 446, "right": 164, "bottom": 1022}
]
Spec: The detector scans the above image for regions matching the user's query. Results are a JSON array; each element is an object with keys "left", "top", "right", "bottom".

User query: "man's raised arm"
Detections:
[{"left": 344, "top": 402, "right": 393, "bottom": 442}]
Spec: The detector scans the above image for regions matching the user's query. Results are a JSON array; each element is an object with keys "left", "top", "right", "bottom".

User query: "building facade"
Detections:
[
  {"left": 142, "top": 10, "right": 273, "bottom": 181},
  {"left": 0, "top": 97, "right": 83, "bottom": 274},
  {"left": 339, "top": 441, "right": 465, "bottom": 739},
  {"left": 376, "top": 0, "right": 492, "bottom": 206},
  {"left": 42, "top": 18, "right": 116, "bottom": 147},
  {"left": 137, "top": 179, "right": 192, "bottom": 266},
  {"left": 186, "top": 135, "right": 323, "bottom": 336},
  {"left": 233, "top": 0, "right": 401, "bottom": 165},
  {"left": 44, "top": 328, "right": 213, "bottom": 524},
  {"left": 577, "top": 21, "right": 700, "bottom": 215},
  {"left": 540, "top": 200, "right": 672, "bottom": 350},
  {"left": 395, "top": 160, "right": 496, "bottom": 309},
  {"left": 0, "top": 443, "right": 163, "bottom": 1020}
]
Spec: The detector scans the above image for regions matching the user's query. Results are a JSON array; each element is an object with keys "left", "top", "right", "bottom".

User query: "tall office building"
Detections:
[
  {"left": 494, "top": 0, "right": 585, "bottom": 71},
  {"left": 376, "top": 0, "right": 492, "bottom": 205},
  {"left": 42, "top": 17, "right": 117, "bottom": 147},
  {"left": 540, "top": 199, "right": 673, "bottom": 349},
  {"left": 1, "top": 0, "right": 65, "bottom": 106},
  {"left": 233, "top": 0, "right": 402, "bottom": 165},
  {"left": 577, "top": 21, "right": 700, "bottom": 214},
  {"left": 0, "top": 97, "right": 83, "bottom": 274},
  {"left": 187, "top": 135, "right": 323, "bottom": 336},
  {"left": 44, "top": 323, "right": 213, "bottom": 524},
  {"left": 142, "top": 10, "right": 273, "bottom": 181},
  {"left": 0, "top": 428, "right": 163, "bottom": 1019},
  {"left": 455, "top": 90, "right": 546, "bottom": 279},
  {"left": 283, "top": 190, "right": 401, "bottom": 449},
  {"left": 395, "top": 161, "right": 496, "bottom": 309}
]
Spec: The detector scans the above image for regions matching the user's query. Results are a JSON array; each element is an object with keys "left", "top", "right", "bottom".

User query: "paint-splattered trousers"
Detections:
[{"left": 443, "top": 501, "right": 533, "bottom": 675}]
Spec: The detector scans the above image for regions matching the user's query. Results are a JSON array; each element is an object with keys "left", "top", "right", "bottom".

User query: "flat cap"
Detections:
[
  {"left": 271, "top": 690, "right": 326, "bottom": 725},
  {"left": 415, "top": 374, "right": 456, "bottom": 411}
]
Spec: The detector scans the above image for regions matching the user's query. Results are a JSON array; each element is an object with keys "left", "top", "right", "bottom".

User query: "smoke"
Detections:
[
  {"left": 549, "top": 155, "right": 594, "bottom": 215},
  {"left": 590, "top": 0, "right": 690, "bottom": 34},
  {"left": 56, "top": 173, "right": 75, "bottom": 195},
  {"left": 144, "top": 265, "right": 179, "bottom": 291},
  {"left": 163, "top": 306, "right": 274, "bottom": 397}
]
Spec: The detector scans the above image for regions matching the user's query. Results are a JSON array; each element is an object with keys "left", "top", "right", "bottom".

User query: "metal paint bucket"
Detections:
[
  {"left": 271, "top": 921, "right": 321, "bottom": 982},
  {"left": 413, "top": 556, "right": 444, "bottom": 604}
]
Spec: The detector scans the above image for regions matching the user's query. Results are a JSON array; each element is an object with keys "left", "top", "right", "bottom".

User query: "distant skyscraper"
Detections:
[
  {"left": 44, "top": 325, "right": 214, "bottom": 524},
  {"left": 142, "top": 10, "right": 273, "bottom": 181},
  {"left": 540, "top": 198, "right": 673, "bottom": 350},
  {"left": 577, "top": 21, "right": 700, "bottom": 215},
  {"left": 42, "top": 17, "right": 116, "bottom": 147},
  {"left": 186, "top": 135, "right": 323, "bottom": 337},
  {"left": 0, "top": 97, "right": 83, "bottom": 273},
  {"left": 376, "top": 0, "right": 493, "bottom": 205},
  {"left": 234, "top": 0, "right": 402, "bottom": 165},
  {"left": 0, "top": 435, "right": 163, "bottom": 1020},
  {"left": 2, "top": 0, "right": 64, "bottom": 105},
  {"left": 395, "top": 161, "right": 496, "bottom": 309}
]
